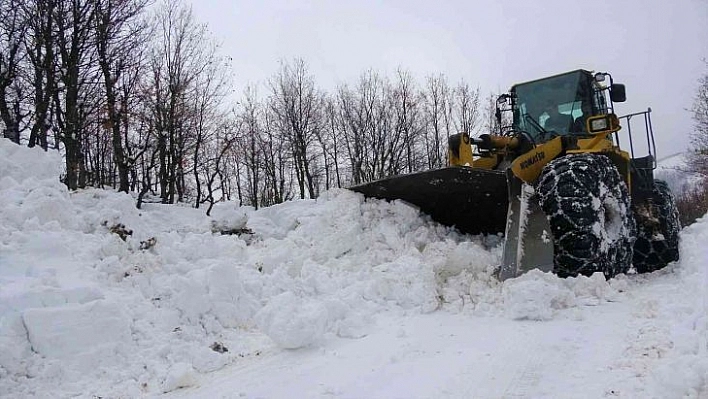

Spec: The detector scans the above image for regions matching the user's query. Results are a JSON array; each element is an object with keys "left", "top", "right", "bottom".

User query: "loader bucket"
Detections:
[
  {"left": 499, "top": 170, "right": 554, "bottom": 280},
  {"left": 349, "top": 166, "right": 508, "bottom": 236}
]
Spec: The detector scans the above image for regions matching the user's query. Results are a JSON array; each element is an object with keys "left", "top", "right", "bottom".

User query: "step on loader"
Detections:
[{"left": 350, "top": 69, "right": 680, "bottom": 280}]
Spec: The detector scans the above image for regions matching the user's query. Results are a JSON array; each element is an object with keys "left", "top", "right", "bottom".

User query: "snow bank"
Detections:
[
  {"left": 0, "top": 138, "right": 499, "bottom": 396},
  {"left": 642, "top": 215, "right": 708, "bottom": 397}
]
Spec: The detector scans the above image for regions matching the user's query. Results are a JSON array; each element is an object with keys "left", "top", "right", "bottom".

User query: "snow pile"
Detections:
[
  {"left": 501, "top": 270, "right": 621, "bottom": 321},
  {"left": 0, "top": 138, "right": 498, "bottom": 397}
]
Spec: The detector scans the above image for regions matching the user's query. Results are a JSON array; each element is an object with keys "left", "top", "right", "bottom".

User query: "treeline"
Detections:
[
  {"left": 676, "top": 63, "right": 708, "bottom": 225},
  {"left": 0, "top": 0, "right": 500, "bottom": 213}
]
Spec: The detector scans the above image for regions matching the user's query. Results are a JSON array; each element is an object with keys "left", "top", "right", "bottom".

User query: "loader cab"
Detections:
[{"left": 505, "top": 69, "right": 618, "bottom": 144}]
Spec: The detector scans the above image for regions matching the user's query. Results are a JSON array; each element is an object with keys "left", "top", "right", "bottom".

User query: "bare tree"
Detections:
[
  {"left": 339, "top": 70, "right": 423, "bottom": 181},
  {"left": 52, "top": 0, "right": 102, "bottom": 190},
  {"left": 0, "top": 0, "right": 29, "bottom": 144},
  {"left": 335, "top": 82, "right": 363, "bottom": 184},
  {"left": 136, "top": 140, "right": 159, "bottom": 209},
  {"left": 94, "top": 0, "right": 150, "bottom": 192},
  {"left": 319, "top": 96, "right": 343, "bottom": 189},
  {"left": 389, "top": 68, "right": 422, "bottom": 174},
  {"left": 687, "top": 66, "right": 708, "bottom": 178},
  {"left": 144, "top": 0, "right": 217, "bottom": 203},
  {"left": 260, "top": 105, "right": 293, "bottom": 205},
  {"left": 20, "top": 0, "right": 57, "bottom": 150},
  {"left": 453, "top": 80, "right": 481, "bottom": 135},
  {"left": 421, "top": 74, "right": 450, "bottom": 168},
  {"left": 268, "top": 58, "right": 322, "bottom": 199},
  {"left": 336, "top": 70, "right": 385, "bottom": 183},
  {"left": 201, "top": 123, "right": 238, "bottom": 215},
  {"left": 190, "top": 42, "right": 231, "bottom": 208},
  {"left": 237, "top": 86, "right": 264, "bottom": 208}
]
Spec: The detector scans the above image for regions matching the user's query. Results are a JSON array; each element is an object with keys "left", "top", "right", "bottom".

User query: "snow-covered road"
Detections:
[{"left": 167, "top": 261, "right": 707, "bottom": 399}]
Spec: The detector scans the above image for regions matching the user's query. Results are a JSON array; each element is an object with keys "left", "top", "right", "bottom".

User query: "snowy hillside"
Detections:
[
  {"left": 655, "top": 152, "right": 704, "bottom": 194},
  {"left": 0, "top": 138, "right": 706, "bottom": 398}
]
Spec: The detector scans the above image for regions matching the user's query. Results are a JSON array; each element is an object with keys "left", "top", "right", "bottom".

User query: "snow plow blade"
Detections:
[
  {"left": 349, "top": 167, "right": 508, "bottom": 235},
  {"left": 499, "top": 171, "right": 554, "bottom": 280}
]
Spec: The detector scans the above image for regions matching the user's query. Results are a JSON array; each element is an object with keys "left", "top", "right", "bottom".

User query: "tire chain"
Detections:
[{"left": 536, "top": 154, "right": 636, "bottom": 278}]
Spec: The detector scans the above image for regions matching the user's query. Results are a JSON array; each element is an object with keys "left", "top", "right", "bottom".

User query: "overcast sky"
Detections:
[{"left": 189, "top": 0, "right": 707, "bottom": 157}]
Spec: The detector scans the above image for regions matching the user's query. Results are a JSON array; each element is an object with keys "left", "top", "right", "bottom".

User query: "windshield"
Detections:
[{"left": 511, "top": 70, "right": 596, "bottom": 142}]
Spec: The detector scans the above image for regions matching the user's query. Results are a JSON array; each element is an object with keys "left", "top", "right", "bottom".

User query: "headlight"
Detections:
[{"left": 590, "top": 118, "right": 609, "bottom": 132}]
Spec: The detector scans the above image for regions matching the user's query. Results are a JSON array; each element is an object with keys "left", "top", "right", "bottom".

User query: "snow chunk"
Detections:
[
  {"left": 502, "top": 270, "right": 618, "bottom": 320},
  {"left": 503, "top": 270, "right": 576, "bottom": 320},
  {"left": 21, "top": 300, "right": 132, "bottom": 359},
  {"left": 438, "top": 241, "right": 495, "bottom": 278},
  {"left": 209, "top": 201, "right": 249, "bottom": 232},
  {"left": 256, "top": 292, "right": 328, "bottom": 349},
  {"left": 162, "top": 362, "right": 199, "bottom": 393},
  {"left": 0, "top": 314, "right": 33, "bottom": 375},
  {"left": 566, "top": 271, "right": 618, "bottom": 305},
  {"left": 207, "top": 263, "right": 261, "bottom": 328},
  {"left": 0, "top": 139, "right": 62, "bottom": 183}
]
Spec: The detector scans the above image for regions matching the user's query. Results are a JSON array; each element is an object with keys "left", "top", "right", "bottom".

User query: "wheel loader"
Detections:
[{"left": 350, "top": 69, "right": 680, "bottom": 280}]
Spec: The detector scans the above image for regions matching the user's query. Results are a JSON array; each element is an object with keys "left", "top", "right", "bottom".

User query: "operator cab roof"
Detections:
[{"left": 510, "top": 69, "right": 595, "bottom": 91}]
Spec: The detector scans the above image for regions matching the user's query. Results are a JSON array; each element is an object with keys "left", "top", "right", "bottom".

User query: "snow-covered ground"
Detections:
[{"left": 0, "top": 138, "right": 706, "bottom": 398}]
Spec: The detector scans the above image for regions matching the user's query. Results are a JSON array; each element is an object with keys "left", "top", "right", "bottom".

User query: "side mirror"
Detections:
[{"left": 610, "top": 83, "right": 626, "bottom": 103}]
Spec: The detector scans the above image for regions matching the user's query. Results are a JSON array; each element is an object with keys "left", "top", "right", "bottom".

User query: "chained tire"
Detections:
[
  {"left": 537, "top": 154, "right": 636, "bottom": 278},
  {"left": 632, "top": 180, "right": 680, "bottom": 273}
]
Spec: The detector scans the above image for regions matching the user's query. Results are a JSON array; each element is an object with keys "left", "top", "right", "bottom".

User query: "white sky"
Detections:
[{"left": 189, "top": 0, "right": 708, "bottom": 157}]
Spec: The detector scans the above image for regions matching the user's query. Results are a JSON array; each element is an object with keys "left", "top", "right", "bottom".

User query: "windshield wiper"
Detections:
[{"left": 524, "top": 113, "right": 548, "bottom": 136}]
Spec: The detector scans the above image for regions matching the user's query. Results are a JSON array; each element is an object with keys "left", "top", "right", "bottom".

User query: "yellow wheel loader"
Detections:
[{"left": 351, "top": 69, "right": 680, "bottom": 280}]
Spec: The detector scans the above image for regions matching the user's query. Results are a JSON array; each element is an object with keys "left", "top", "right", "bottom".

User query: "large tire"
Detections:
[
  {"left": 632, "top": 180, "right": 680, "bottom": 273},
  {"left": 537, "top": 154, "right": 636, "bottom": 278}
]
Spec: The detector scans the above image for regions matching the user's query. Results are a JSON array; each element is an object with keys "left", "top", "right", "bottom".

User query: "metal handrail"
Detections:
[{"left": 619, "top": 108, "right": 656, "bottom": 169}]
